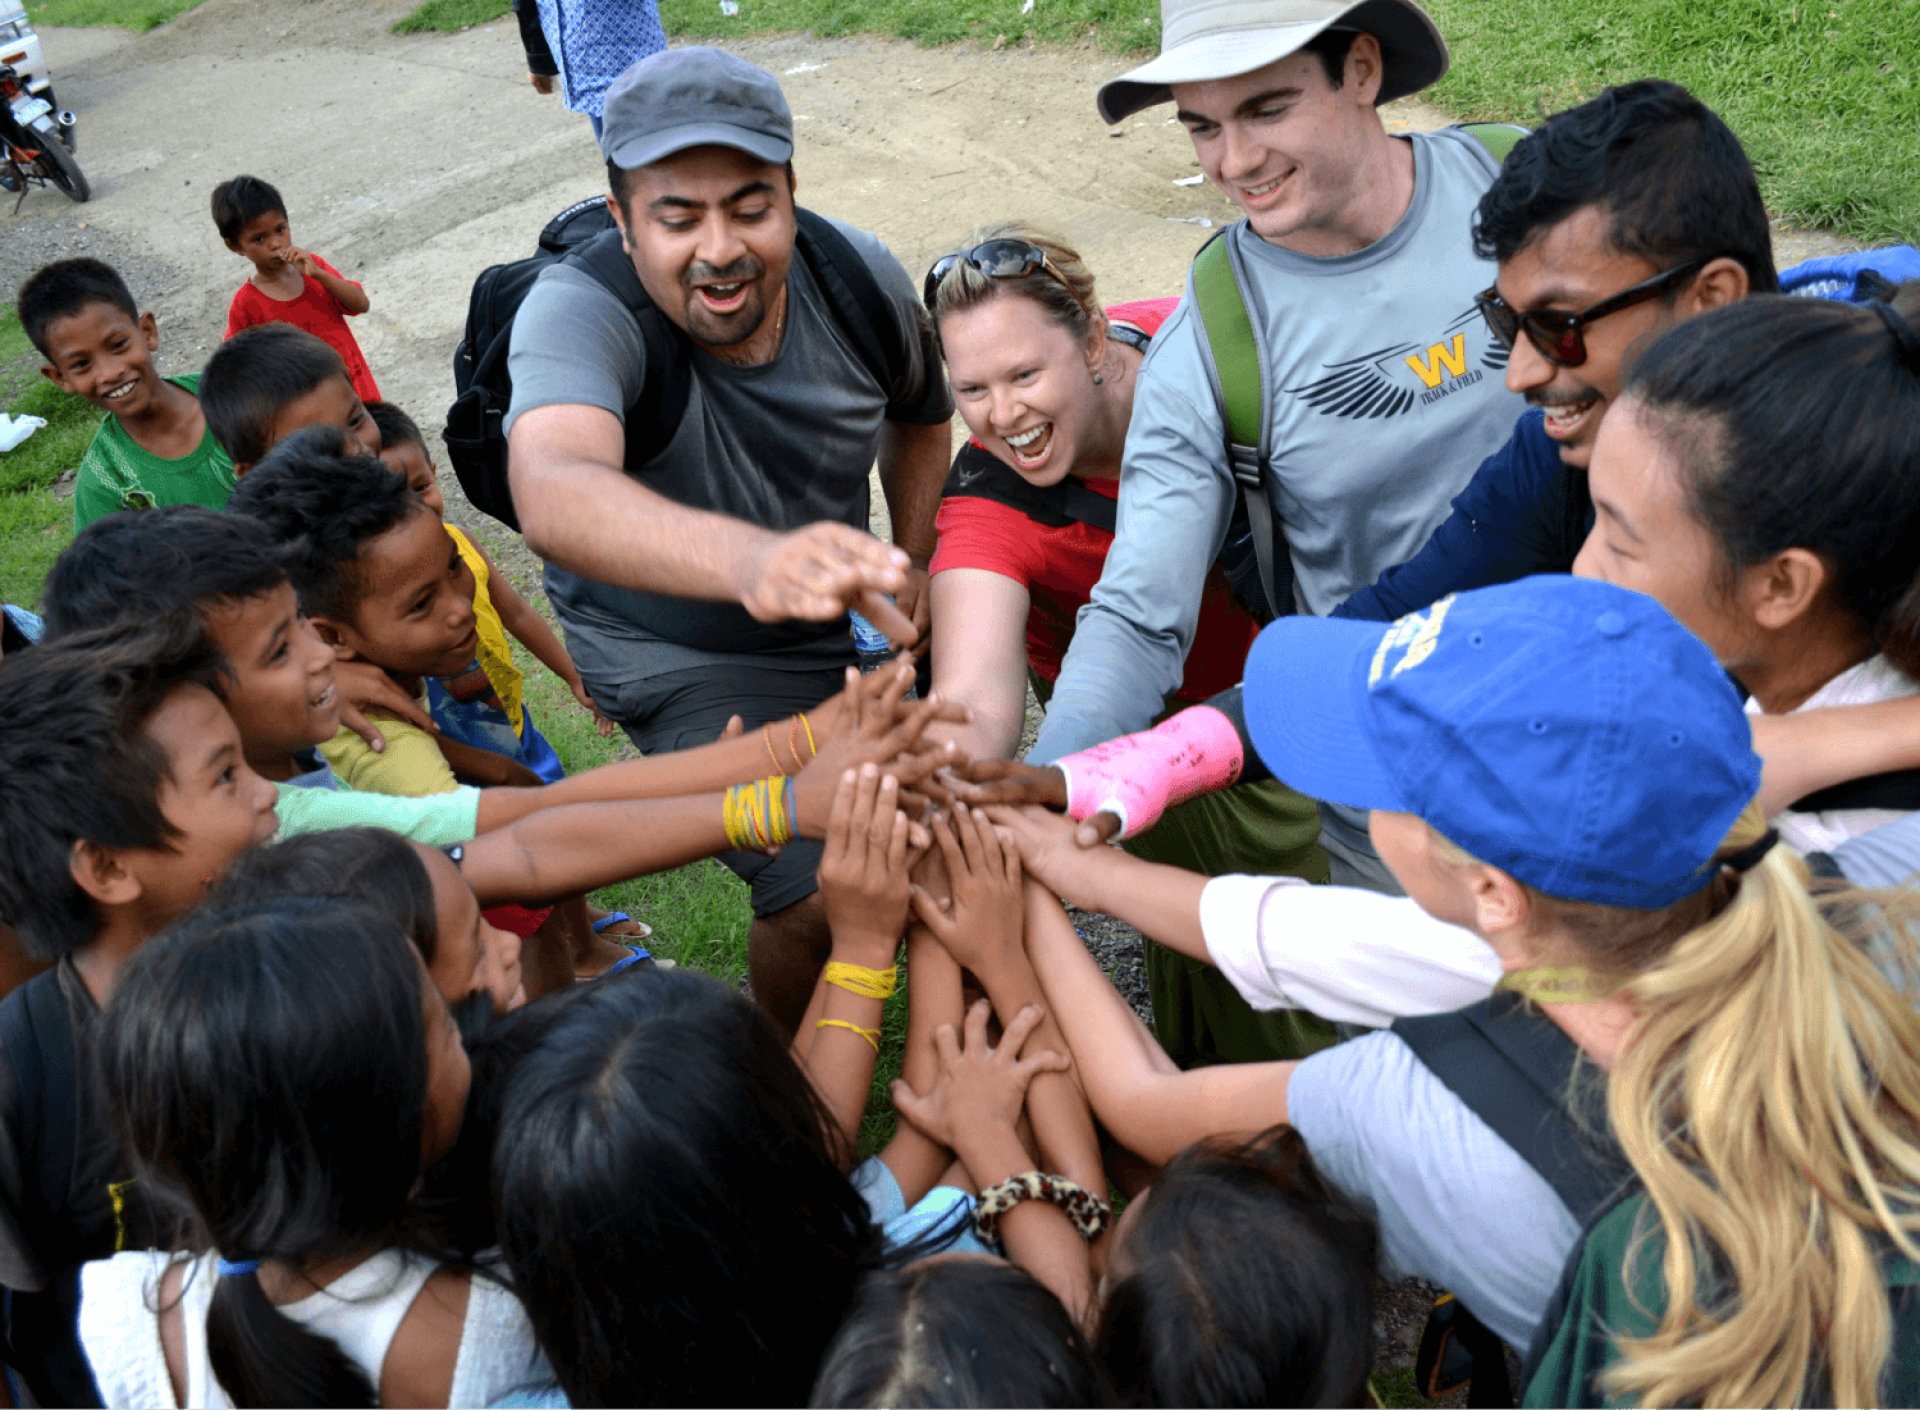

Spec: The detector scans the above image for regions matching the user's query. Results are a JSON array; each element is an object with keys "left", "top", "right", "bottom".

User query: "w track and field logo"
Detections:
[{"left": 1285, "top": 308, "right": 1507, "bottom": 419}]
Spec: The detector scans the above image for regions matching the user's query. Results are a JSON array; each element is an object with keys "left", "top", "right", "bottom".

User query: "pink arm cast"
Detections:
[{"left": 1053, "top": 706, "right": 1244, "bottom": 839}]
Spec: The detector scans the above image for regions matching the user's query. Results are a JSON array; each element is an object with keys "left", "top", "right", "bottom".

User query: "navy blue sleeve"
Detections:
[{"left": 1334, "top": 412, "right": 1577, "bottom": 622}]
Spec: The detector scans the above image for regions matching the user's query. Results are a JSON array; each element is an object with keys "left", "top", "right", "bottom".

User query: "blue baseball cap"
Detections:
[{"left": 1243, "top": 576, "right": 1761, "bottom": 909}]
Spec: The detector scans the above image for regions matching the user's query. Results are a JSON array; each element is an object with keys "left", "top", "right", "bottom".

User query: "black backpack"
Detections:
[{"left": 443, "top": 197, "right": 908, "bottom": 532}]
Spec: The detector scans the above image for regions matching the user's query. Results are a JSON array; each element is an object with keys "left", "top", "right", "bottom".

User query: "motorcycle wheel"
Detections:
[{"left": 28, "top": 118, "right": 88, "bottom": 202}]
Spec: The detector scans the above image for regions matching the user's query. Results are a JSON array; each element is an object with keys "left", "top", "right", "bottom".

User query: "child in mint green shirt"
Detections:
[{"left": 17, "top": 259, "right": 235, "bottom": 528}]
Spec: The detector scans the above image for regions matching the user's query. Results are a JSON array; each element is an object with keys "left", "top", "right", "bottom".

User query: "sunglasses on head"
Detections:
[
  {"left": 923, "top": 239, "right": 1062, "bottom": 311},
  {"left": 1475, "top": 257, "right": 1712, "bottom": 368}
]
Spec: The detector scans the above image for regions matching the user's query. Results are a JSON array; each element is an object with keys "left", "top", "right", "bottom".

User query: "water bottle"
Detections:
[{"left": 849, "top": 608, "right": 895, "bottom": 675}]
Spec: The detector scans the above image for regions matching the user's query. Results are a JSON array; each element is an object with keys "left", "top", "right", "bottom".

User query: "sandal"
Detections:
[{"left": 590, "top": 909, "right": 654, "bottom": 941}]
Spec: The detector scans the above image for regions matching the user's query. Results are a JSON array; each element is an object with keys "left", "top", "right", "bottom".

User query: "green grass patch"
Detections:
[
  {"left": 1423, "top": 0, "right": 1920, "bottom": 244},
  {"left": 391, "top": 0, "right": 512, "bottom": 33},
  {"left": 22, "top": 0, "right": 205, "bottom": 31},
  {"left": 1, "top": 303, "right": 85, "bottom": 607}
]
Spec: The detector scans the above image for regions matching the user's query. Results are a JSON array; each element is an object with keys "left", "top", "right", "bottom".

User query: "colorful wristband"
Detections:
[
  {"left": 823, "top": 960, "right": 898, "bottom": 1000},
  {"left": 723, "top": 776, "right": 797, "bottom": 853},
  {"left": 1053, "top": 705, "right": 1244, "bottom": 839},
  {"left": 816, "top": 1018, "right": 881, "bottom": 1052}
]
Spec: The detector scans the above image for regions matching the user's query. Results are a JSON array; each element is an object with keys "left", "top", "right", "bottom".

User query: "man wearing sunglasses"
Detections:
[
  {"left": 1029, "top": 0, "right": 1527, "bottom": 892},
  {"left": 1336, "top": 81, "right": 1770, "bottom": 622}
]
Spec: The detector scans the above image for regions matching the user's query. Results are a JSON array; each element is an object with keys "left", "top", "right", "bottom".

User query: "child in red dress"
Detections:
[{"left": 212, "top": 174, "right": 380, "bottom": 403}]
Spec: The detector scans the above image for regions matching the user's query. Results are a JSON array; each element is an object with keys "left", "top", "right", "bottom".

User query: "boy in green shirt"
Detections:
[{"left": 17, "top": 258, "right": 236, "bottom": 528}]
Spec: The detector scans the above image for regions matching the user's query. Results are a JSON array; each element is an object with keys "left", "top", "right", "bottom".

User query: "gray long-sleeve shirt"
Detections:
[{"left": 1031, "top": 128, "right": 1524, "bottom": 765}]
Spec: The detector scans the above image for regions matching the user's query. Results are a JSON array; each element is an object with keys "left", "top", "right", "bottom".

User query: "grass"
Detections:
[
  {"left": 21, "top": 0, "right": 204, "bottom": 31},
  {"left": 391, "top": 0, "right": 514, "bottom": 33},
  {"left": 0, "top": 304, "right": 84, "bottom": 607},
  {"left": 393, "top": 0, "right": 1917, "bottom": 242}
]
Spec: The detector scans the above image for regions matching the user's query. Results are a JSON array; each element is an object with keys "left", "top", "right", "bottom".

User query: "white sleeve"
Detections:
[{"left": 1198, "top": 875, "right": 1503, "bottom": 1028}]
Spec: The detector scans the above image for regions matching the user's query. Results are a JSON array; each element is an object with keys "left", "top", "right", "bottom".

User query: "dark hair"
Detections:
[
  {"left": 199, "top": 324, "right": 349, "bottom": 467},
  {"left": 1473, "top": 80, "right": 1778, "bottom": 296},
  {"left": 811, "top": 1259, "right": 1110, "bottom": 1408},
  {"left": 493, "top": 969, "right": 885, "bottom": 1407},
  {"left": 1097, "top": 1127, "right": 1378, "bottom": 1407},
  {"left": 225, "top": 426, "right": 426, "bottom": 621},
  {"left": 42, "top": 504, "right": 292, "bottom": 640},
  {"left": 0, "top": 622, "right": 225, "bottom": 958},
  {"left": 16, "top": 257, "right": 139, "bottom": 358},
  {"left": 216, "top": 828, "right": 439, "bottom": 963},
  {"left": 209, "top": 174, "right": 286, "bottom": 243},
  {"left": 1624, "top": 281, "right": 1920, "bottom": 677},
  {"left": 98, "top": 898, "right": 437, "bottom": 1406},
  {"left": 365, "top": 399, "right": 426, "bottom": 454},
  {"left": 1300, "top": 27, "right": 1358, "bottom": 91}
]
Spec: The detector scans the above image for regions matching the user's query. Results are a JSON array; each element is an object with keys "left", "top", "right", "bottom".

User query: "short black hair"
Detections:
[
  {"left": 1473, "top": 80, "right": 1779, "bottom": 294},
  {"left": 209, "top": 174, "right": 286, "bottom": 243},
  {"left": 198, "top": 324, "right": 349, "bottom": 467},
  {"left": 365, "top": 400, "right": 426, "bottom": 454},
  {"left": 42, "top": 505, "right": 294, "bottom": 640},
  {"left": 1301, "top": 26, "right": 1359, "bottom": 91},
  {"left": 225, "top": 425, "right": 425, "bottom": 622},
  {"left": 16, "top": 258, "right": 139, "bottom": 359},
  {"left": 0, "top": 620, "right": 227, "bottom": 958}
]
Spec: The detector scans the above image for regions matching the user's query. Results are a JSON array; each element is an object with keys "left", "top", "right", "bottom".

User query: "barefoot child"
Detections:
[
  {"left": 18, "top": 258, "right": 236, "bottom": 528},
  {"left": 213, "top": 174, "right": 380, "bottom": 403}
]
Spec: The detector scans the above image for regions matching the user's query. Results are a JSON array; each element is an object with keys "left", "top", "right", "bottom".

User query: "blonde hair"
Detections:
[
  {"left": 1439, "top": 808, "right": 1920, "bottom": 1404},
  {"left": 926, "top": 223, "right": 1103, "bottom": 348}
]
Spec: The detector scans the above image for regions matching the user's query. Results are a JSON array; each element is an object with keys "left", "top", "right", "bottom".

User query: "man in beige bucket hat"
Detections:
[{"left": 1030, "top": 0, "right": 1526, "bottom": 912}]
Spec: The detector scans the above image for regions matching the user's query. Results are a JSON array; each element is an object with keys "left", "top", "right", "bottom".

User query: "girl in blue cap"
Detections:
[{"left": 996, "top": 567, "right": 1920, "bottom": 1406}]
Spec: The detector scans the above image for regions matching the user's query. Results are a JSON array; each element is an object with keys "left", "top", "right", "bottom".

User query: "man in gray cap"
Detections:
[
  {"left": 505, "top": 46, "right": 953, "bottom": 1032},
  {"left": 1029, "top": 0, "right": 1525, "bottom": 892}
]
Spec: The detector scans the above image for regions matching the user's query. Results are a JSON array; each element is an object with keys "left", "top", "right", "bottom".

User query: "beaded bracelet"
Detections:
[
  {"left": 824, "top": 960, "right": 898, "bottom": 1000},
  {"left": 972, "top": 1171, "right": 1113, "bottom": 1246}
]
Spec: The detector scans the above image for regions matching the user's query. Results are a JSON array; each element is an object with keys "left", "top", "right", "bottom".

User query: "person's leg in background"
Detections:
[{"left": 603, "top": 658, "right": 852, "bottom": 1038}]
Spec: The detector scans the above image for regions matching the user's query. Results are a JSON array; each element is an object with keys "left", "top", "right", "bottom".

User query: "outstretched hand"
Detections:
[
  {"left": 980, "top": 804, "right": 1097, "bottom": 898},
  {"left": 739, "top": 522, "right": 912, "bottom": 633},
  {"left": 909, "top": 802, "right": 1024, "bottom": 978},
  {"left": 938, "top": 760, "right": 1122, "bottom": 847},
  {"left": 891, "top": 1000, "right": 1070, "bottom": 1152},
  {"left": 817, "top": 764, "right": 912, "bottom": 962},
  {"left": 793, "top": 664, "right": 969, "bottom": 839}
]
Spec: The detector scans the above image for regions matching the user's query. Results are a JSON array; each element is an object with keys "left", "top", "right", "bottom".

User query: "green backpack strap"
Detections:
[
  {"left": 1455, "top": 121, "right": 1530, "bottom": 166},
  {"left": 1193, "top": 232, "right": 1288, "bottom": 619}
]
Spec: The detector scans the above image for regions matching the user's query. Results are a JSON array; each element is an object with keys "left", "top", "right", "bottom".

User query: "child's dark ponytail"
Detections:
[
  {"left": 205, "top": 1266, "right": 376, "bottom": 1409},
  {"left": 98, "top": 899, "right": 438, "bottom": 1410}
]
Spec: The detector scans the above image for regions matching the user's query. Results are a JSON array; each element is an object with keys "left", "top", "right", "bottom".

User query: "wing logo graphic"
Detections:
[{"left": 1283, "top": 307, "right": 1503, "bottom": 419}]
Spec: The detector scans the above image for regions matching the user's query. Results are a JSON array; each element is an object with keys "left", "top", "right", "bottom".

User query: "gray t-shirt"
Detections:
[
  {"left": 1030, "top": 129, "right": 1524, "bottom": 763},
  {"left": 505, "top": 218, "right": 952, "bottom": 686},
  {"left": 1288, "top": 1029, "right": 1582, "bottom": 1351}
]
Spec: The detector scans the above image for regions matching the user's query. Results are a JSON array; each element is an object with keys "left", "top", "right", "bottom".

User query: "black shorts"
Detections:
[{"left": 595, "top": 657, "right": 853, "bottom": 917}]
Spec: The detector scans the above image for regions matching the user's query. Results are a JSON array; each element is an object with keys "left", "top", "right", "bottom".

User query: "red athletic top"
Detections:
[
  {"left": 225, "top": 254, "right": 381, "bottom": 403},
  {"left": 931, "top": 296, "right": 1258, "bottom": 703}
]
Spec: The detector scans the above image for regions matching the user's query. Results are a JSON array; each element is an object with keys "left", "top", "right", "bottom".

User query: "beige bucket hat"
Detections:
[{"left": 1096, "top": 0, "right": 1450, "bottom": 124}]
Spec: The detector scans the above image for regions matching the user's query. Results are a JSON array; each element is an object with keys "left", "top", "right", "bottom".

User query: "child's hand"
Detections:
[
  {"left": 284, "top": 247, "right": 321, "bottom": 279},
  {"left": 334, "top": 660, "right": 437, "bottom": 752},
  {"left": 567, "top": 674, "right": 616, "bottom": 737},
  {"left": 978, "top": 804, "right": 1092, "bottom": 898},
  {"left": 910, "top": 802, "right": 1023, "bottom": 980},
  {"left": 793, "top": 666, "right": 965, "bottom": 839},
  {"left": 892, "top": 1000, "right": 1069, "bottom": 1152},
  {"left": 817, "top": 763, "right": 912, "bottom": 962}
]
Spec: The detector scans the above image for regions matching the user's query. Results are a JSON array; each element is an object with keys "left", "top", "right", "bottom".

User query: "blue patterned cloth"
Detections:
[{"left": 532, "top": 0, "right": 666, "bottom": 117}]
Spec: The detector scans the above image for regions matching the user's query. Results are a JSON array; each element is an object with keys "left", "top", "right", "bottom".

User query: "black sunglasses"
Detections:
[
  {"left": 923, "top": 239, "right": 1062, "bottom": 311},
  {"left": 1475, "top": 258, "right": 1711, "bottom": 368}
]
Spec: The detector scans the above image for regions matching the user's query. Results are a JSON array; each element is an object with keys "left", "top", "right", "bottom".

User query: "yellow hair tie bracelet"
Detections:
[
  {"left": 824, "top": 961, "right": 898, "bottom": 1000},
  {"left": 723, "top": 776, "right": 797, "bottom": 853},
  {"left": 816, "top": 1018, "right": 881, "bottom": 1053}
]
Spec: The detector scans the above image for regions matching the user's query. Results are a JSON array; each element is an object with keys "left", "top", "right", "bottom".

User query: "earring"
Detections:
[{"left": 1092, "top": 372, "right": 1105, "bottom": 385}]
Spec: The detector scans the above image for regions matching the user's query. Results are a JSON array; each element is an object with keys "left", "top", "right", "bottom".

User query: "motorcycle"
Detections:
[{"left": 0, "top": 61, "right": 85, "bottom": 210}]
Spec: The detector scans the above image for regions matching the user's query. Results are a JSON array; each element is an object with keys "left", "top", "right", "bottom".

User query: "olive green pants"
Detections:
[{"left": 1123, "top": 778, "right": 1340, "bottom": 1066}]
